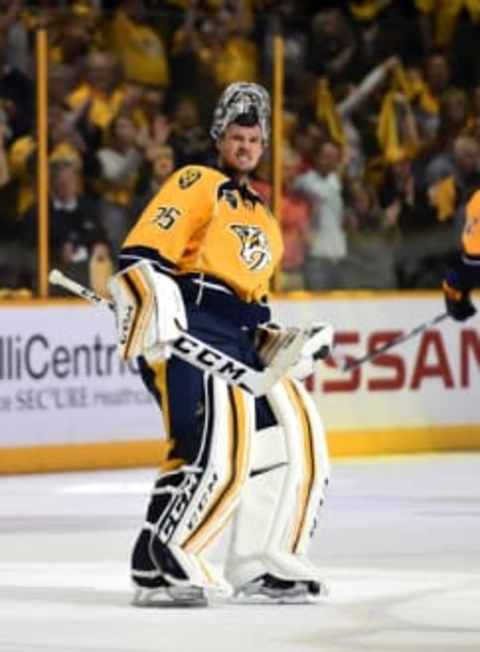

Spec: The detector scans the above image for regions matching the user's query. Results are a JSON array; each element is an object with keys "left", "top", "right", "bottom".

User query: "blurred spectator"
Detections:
[
  {"left": 0, "top": 118, "right": 15, "bottom": 288},
  {"left": 5, "top": 134, "right": 36, "bottom": 219},
  {"left": 129, "top": 83, "right": 167, "bottom": 127},
  {"left": 308, "top": 8, "right": 358, "bottom": 85},
  {"left": 22, "top": 160, "right": 109, "bottom": 292},
  {"left": 141, "top": 111, "right": 173, "bottom": 159},
  {"left": 376, "top": 90, "right": 420, "bottom": 167},
  {"left": 316, "top": 57, "right": 400, "bottom": 178},
  {"left": 48, "top": 63, "right": 76, "bottom": 106},
  {"left": 349, "top": 0, "right": 422, "bottom": 70},
  {"left": 48, "top": 103, "right": 86, "bottom": 166},
  {"left": 428, "top": 136, "right": 480, "bottom": 225},
  {"left": 132, "top": 143, "right": 176, "bottom": 217},
  {"left": 343, "top": 181, "right": 398, "bottom": 289},
  {"left": 393, "top": 135, "right": 480, "bottom": 288},
  {"left": 413, "top": 52, "right": 451, "bottom": 142},
  {"left": 202, "top": 2, "right": 258, "bottom": 88},
  {"left": 424, "top": 88, "right": 470, "bottom": 184},
  {"left": 67, "top": 51, "right": 125, "bottom": 132},
  {"left": 0, "top": 0, "right": 29, "bottom": 75},
  {"left": 378, "top": 150, "right": 434, "bottom": 235},
  {"left": 319, "top": 56, "right": 401, "bottom": 178},
  {"left": 416, "top": 0, "right": 472, "bottom": 50},
  {"left": 169, "top": 95, "right": 211, "bottom": 166},
  {"left": 108, "top": 0, "right": 170, "bottom": 87},
  {"left": 294, "top": 140, "right": 346, "bottom": 289},
  {"left": 416, "top": 0, "right": 480, "bottom": 87},
  {"left": 95, "top": 112, "right": 144, "bottom": 253},
  {"left": 261, "top": 1, "right": 310, "bottom": 86},
  {"left": 173, "top": 0, "right": 258, "bottom": 105},
  {"left": 48, "top": 1, "right": 104, "bottom": 67},
  {"left": 5, "top": 101, "right": 87, "bottom": 224},
  {"left": 0, "top": 117, "right": 9, "bottom": 189},
  {"left": 0, "top": 33, "right": 35, "bottom": 142},
  {"left": 377, "top": 149, "right": 439, "bottom": 286},
  {"left": 252, "top": 146, "right": 311, "bottom": 291},
  {"left": 291, "top": 119, "right": 328, "bottom": 173}
]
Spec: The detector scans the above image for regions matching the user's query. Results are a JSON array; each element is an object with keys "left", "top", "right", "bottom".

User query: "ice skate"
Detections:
[
  {"left": 232, "top": 573, "right": 329, "bottom": 604},
  {"left": 132, "top": 576, "right": 209, "bottom": 607}
]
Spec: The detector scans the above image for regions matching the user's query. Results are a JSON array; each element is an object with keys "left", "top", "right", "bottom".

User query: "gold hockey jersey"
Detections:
[
  {"left": 463, "top": 191, "right": 480, "bottom": 256},
  {"left": 123, "top": 165, "right": 283, "bottom": 302}
]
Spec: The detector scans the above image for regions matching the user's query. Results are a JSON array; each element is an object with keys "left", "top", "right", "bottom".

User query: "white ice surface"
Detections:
[{"left": 0, "top": 453, "right": 479, "bottom": 652}]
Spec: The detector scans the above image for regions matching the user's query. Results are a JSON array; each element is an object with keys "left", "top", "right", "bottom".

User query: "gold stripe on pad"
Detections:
[
  {"left": 283, "top": 379, "right": 314, "bottom": 552},
  {"left": 185, "top": 386, "right": 250, "bottom": 554},
  {"left": 184, "top": 388, "right": 236, "bottom": 553},
  {"left": 195, "top": 387, "right": 251, "bottom": 553},
  {"left": 124, "top": 268, "right": 154, "bottom": 357},
  {"left": 117, "top": 275, "right": 138, "bottom": 359}
]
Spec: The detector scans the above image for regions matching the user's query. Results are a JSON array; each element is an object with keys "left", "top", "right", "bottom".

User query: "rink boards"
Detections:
[{"left": 0, "top": 292, "right": 479, "bottom": 473}]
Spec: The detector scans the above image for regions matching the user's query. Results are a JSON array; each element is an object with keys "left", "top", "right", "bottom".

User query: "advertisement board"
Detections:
[
  {"left": 0, "top": 303, "right": 162, "bottom": 449},
  {"left": 274, "top": 294, "right": 480, "bottom": 429},
  {"left": 0, "top": 294, "right": 479, "bottom": 472}
]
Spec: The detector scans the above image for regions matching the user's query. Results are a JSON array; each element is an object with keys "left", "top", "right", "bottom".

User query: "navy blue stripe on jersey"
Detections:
[{"left": 119, "top": 246, "right": 177, "bottom": 274}]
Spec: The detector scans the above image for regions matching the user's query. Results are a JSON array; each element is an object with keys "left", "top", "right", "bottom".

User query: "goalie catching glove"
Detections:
[{"left": 108, "top": 260, "right": 187, "bottom": 361}]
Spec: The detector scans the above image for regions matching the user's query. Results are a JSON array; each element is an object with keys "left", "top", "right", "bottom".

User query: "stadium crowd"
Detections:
[{"left": 1, "top": 0, "right": 480, "bottom": 297}]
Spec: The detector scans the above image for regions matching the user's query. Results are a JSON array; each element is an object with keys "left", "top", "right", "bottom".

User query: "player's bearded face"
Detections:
[{"left": 218, "top": 124, "right": 264, "bottom": 173}]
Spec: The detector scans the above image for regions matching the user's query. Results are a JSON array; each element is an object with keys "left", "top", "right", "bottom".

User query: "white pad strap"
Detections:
[{"left": 107, "top": 260, "right": 187, "bottom": 360}]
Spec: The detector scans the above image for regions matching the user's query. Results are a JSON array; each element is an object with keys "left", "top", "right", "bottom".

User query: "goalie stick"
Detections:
[
  {"left": 332, "top": 311, "right": 449, "bottom": 372},
  {"left": 48, "top": 269, "right": 304, "bottom": 396},
  {"left": 49, "top": 270, "right": 448, "bottom": 379}
]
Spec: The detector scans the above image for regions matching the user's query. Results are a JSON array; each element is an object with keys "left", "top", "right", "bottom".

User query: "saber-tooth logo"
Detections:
[{"left": 230, "top": 224, "right": 272, "bottom": 271}]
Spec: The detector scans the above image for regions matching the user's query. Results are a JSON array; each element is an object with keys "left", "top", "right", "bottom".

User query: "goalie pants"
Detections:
[{"left": 131, "top": 275, "right": 329, "bottom": 590}]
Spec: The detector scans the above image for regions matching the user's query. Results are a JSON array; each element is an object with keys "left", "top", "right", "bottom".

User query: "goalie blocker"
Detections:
[{"left": 107, "top": 259, "right": 332, "bottom": 604}]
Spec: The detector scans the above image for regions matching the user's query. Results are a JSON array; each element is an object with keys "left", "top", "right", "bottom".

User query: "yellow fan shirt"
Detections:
[
  {"left": 108, "top": 10, "right": 169, "bottom": 86},
  {"left": 415, "top": 0, "right": 480, "bottom": 46}
]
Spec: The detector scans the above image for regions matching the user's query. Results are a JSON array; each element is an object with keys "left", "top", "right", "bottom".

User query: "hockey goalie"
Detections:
[{"left": 108, "top": 82, "right": 333, "bottom": 606}]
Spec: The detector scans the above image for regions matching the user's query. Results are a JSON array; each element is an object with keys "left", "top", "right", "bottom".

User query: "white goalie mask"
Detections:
[{"left": 210, "top": 82, "right": 271, "bottom": 143}]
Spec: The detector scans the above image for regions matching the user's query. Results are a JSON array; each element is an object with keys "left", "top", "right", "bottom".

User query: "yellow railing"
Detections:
[{"left": 36, "top": 29, "right": 49, "bottom": 298}]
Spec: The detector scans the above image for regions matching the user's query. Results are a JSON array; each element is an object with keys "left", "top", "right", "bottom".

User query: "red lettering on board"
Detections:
[
  {"left": 461, "top": 329, "right": 480, "bottom": 387},
  {"left": 410, "top": 331, "right": 454, "bottom": 389},
  {"left": 367, "top": 331, "right": 405, "bottom": 391}
]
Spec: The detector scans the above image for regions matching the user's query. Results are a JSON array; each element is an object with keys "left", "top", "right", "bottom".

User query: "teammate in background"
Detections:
[
  {"left": 108, "top": 82, "right": 332, "bottom": 606},
  {"left": 442, "top": 190, "right": 480, "bottom": 321}
]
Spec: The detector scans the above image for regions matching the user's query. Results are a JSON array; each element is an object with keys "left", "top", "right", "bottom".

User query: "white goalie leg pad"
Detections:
[
  {"left": 107, "top": 260, "right": 187, "bottom": 360},
  {"left": 139, "top": 376, "right": 255, "bottom": 595},
  {"left": 225, "top": 378, "right": 330, "bottom": 588}
]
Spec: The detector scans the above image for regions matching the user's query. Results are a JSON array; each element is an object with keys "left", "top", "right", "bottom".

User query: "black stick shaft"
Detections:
[{"left": 342, "top": 312, "right": 449, "bottom": 372}]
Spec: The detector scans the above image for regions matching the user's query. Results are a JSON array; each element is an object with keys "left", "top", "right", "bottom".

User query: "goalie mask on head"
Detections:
[{"left": 210, "top": 82, "right": 271, "bottom": 143}]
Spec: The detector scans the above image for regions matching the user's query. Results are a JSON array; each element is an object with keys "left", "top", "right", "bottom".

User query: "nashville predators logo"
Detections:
[
  {"left": 179, "top": 168, "right": 202, "bottom": 189},
  {"left": 230, "top": 224, "right": 272, "bottom": 271}
]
